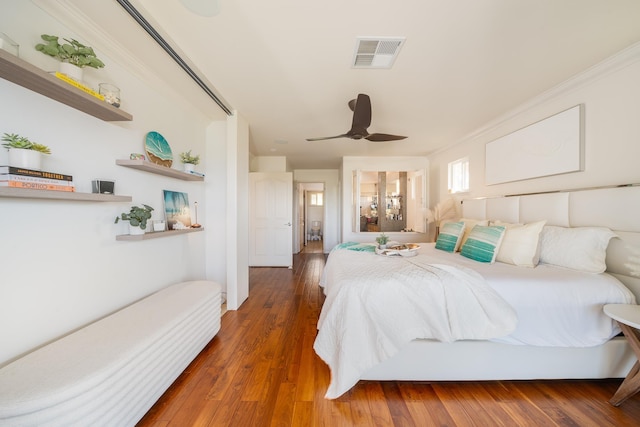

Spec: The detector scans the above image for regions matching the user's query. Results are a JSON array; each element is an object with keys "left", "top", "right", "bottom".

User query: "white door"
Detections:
[{"left": 249, "top": 172, "right": 293, "bottom": 267}]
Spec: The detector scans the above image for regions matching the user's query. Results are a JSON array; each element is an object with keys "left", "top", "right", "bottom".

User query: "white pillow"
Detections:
[
  {"left": 457, "top": 218, "right": 489, "bottom": 251},
  {"left": 494, "top": 220, "right": 546, "bottom": 267},
  {"left": 539, "top": 226, "right": 617, "bottom": 273}
]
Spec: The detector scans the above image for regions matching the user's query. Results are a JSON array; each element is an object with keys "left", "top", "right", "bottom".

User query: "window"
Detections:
[
  {"left": 448, "top": 157, "right": 469, "bottom": 194},
  {"left": 309, "top": 192, "right": 323, "bottom": 206}
]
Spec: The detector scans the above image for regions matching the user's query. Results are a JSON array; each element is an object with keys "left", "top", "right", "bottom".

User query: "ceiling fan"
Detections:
[{"left": 306, "top": 94, "right": 407, "bottom": 142}]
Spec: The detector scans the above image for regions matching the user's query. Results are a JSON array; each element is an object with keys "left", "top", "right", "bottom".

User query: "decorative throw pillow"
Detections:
[
  {"left": 457, "top": 218, "right": 490, "bottom": 251},
  {"left": 539, "top": 226, "right": 617, "bottom": 273},
  {"left": 495, "top": 220, "right": 546, "bottom": 267},
  {"left": 435, "top": 221, "right": 466, "bottom": 253},
  {"left": 460, "top": 225, "right": 506, "bottom": 263}
]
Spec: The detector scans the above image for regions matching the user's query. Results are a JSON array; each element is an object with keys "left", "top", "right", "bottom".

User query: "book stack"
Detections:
[
  {"left": 0, "top": 166, "right": 75, "bottom": 192},
  {"left": 54, "top": 72, "right": 105, "bottom": 101}
]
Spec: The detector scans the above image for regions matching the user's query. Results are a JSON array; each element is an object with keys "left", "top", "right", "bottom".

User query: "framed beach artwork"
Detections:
[{"left": 163, "top": 190, "right": 192, "bottom": 230}]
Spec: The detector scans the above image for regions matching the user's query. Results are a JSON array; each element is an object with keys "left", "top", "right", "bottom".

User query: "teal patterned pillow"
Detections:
[
  {"left": 435, "top": 221, "right": 466, "bottom": 252},
  {"left": 460, "top": 225, "right": 506, "bottom": 263}
]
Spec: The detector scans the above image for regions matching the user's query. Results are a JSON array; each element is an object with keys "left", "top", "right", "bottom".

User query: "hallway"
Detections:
[{"left": 300, "top": 239, "right": 323, "bottom": 254}]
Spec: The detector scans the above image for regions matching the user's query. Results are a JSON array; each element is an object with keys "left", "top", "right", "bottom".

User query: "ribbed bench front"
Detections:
[{"left": 0, "top": 280, "right": 221, "bottom": 426}]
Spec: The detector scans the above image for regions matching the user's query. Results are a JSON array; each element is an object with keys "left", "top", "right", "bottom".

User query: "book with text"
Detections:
[
  {"left": 54, "top": 72, "right": 105, "bottom": 101},
  {"left": 0, "top": 181, "right": 75, "bottom": 192},
  {"left": 0, "top": 166, "right": 73, "bottom": 181},
  {"left": 1, "top": 174, "right": 74, "bottom": 186}
]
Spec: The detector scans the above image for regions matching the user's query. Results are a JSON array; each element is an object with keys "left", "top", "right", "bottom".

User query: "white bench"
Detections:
[{"left": 0, "top": 280, "right": 221, "bottom": 426}]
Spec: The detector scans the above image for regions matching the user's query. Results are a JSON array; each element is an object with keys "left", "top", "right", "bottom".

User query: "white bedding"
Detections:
[
  {"left": 314, "top": 247, "right": 518, "bottom": 398},
  {"left": 314, "top": 243, "right": 636, "bottom": 399}
]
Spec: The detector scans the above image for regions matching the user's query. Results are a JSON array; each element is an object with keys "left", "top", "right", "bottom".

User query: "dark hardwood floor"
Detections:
[{"left": 137, "top": 246, "right": 640, "bottom": 426}]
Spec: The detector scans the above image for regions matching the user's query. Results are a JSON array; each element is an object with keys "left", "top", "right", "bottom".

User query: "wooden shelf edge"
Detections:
[
  {"left": 116, "top": 159, "right": 204, "bottom": 181},
  {"left": 116, "top": 227, "right": 204, "bottom": 241},
  {"left": 0, "top": 49, "right": 132, "bottom": 122},
  {"left": 0, "top": 187, "right": 132, "bottom": 202}
]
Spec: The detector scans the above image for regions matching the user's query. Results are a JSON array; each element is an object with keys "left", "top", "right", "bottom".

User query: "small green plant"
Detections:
[
  {"left": 35, "top": 34, "right": 105, "bottom": 69},
  {"left": 376, "top": 233, "right": 389, "bottom": 245},
  {"left": 179, "top": 150, "right": 200, "bottom": 165},
  {"left": 115, "top": 204, "right": 154, "bottom": 230},
  {"left": 1, "top": 133, "right": 51, "bottom": 154}
]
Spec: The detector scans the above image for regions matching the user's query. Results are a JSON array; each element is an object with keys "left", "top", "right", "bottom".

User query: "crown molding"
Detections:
[
  {"left": 433, "top": 41, "right": 640, "bottom": 155},
  {"left": 31, "top": 0, "right": 228, "bottom": 120},
  {"left": 32, "top": 0, "right": 152, "bottom": 82}
]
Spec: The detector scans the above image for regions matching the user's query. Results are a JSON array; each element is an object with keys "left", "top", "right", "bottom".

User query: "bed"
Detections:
[{"left": 314, "top": 185, "right": 640, "bottom": 399}]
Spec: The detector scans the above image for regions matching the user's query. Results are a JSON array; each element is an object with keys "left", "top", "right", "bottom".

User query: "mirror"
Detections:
[{"left": 354, "top": 170, "right": 425, "bottom": 233}]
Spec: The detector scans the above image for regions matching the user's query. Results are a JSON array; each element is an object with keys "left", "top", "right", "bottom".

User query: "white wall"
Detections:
[
  {"left": 341, "top": 157, "right": 430, "bottom": 245},
  {"left": 225, "top": 112, "right": 249, "bottom": 309},
  {"left": 250, "top": 156, "right": 289, "bottom": 173},
  {"left": 428, "top": 43, "right": 640, "bottom": 205},
  {"left": 293, "top": 169, "right": 340, "bottom": 253},
  {"left": 205, "top": 121, "right": 227, "bottom": 298},
  {"left": 0, "top": 2, "right": 225, "bottom": 365}
]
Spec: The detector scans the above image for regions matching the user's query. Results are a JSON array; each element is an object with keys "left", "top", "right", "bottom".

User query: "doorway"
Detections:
[
  {"left": 248, "top": 172, "right": 293, "bottom": 267},
  {"left": 294, "top": 182, "right": 324, "bottom": 254}
]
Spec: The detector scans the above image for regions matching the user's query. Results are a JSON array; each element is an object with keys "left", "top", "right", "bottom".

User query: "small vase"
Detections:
[
  {"left": 184, "top": 163, "right": 195, "bottom": 173},
  {"left": 59, "top": 62, "right": 83, "bottom": 82},
  {"left": 379, "top": 244, "right": 387, "bottom": 250},
  {"left": 99, "top": 83, "right": 121, "bottom": 108},
  {"left": 8, "top": 148, "right": 41, "bottom": 170},
  {"left": 129, "top": 224, "right": 145, "bottom": 235}
]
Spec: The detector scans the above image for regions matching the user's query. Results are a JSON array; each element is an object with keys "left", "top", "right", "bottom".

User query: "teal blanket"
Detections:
[{"left": 332, "top": 242, "right": 376, "bottom": 252}]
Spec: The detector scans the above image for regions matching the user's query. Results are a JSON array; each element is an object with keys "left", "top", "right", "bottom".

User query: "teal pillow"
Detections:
[
  {"left": 435, "top": 221, "right": 465, "bottom": 252},
  {"left": 460, "top": 225, "right": 506, "bottom": 263}
]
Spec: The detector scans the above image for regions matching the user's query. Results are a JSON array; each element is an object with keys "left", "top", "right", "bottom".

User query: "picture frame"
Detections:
[
  {"left": 485, "top": 104, "right": 584, "bottom": 185},
  {"left": 163, "top": 190, "right": 191, "bottom": 230}
]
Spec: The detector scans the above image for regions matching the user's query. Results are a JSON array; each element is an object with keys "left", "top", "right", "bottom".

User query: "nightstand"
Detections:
[{"left": 603, "top": 304, "right": 640, "bottom": 406}]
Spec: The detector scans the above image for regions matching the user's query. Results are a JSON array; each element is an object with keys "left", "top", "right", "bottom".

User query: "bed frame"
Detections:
[{"left": 362, "top": 185, "right": 640, "bottom": 382}]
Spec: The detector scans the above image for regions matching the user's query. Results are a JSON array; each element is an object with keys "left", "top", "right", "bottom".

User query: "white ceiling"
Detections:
[{"left": 65, "top": 0, "right": 640, "bottom": 169}]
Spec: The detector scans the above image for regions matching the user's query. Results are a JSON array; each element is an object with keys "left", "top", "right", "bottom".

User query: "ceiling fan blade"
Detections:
[
  {"left": 351, "top": 93, "right": 372, "bottom": 132},
  {"left": 365, "top": 133, "right": 407, "bottom": 142},
  {"left": 306, "top": 134, "right": 350, "bottom": 141},
  {"left": 306, "top": 93, "right": 407, "bottom": 142}
]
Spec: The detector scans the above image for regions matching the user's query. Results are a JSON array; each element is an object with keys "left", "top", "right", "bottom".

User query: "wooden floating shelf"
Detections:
[
  {"left": 0, "top": 187, "right": 132, "bottom": 202},
  {"left": 116, "top": 227, "right": 204, "bottom": 241},
  {"left": 116, "top": 159, "right": 204, "bottom": 181},
  {"left": 0, "top": 49, "right": 132, "bottom": 122}
]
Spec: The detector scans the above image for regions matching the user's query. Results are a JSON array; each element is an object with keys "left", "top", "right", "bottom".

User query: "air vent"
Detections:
[{"left": 352, "top": 37, "right": 405, "bottom": 69}]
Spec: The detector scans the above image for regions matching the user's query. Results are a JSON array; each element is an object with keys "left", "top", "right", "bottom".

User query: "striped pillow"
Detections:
[
  {"left": 435, "top": 221, "right": 466, "bottom": 253},
  {"left": 460, "top": 225, "right": 506, "bottom": 263}
]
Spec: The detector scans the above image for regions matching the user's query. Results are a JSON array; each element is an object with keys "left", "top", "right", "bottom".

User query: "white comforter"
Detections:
[
  {"left": 313, "top": 249, "right": 518, "bottom": 399},
  {"left": 314, "top": 244, "right": 636, "bottom": 399}
]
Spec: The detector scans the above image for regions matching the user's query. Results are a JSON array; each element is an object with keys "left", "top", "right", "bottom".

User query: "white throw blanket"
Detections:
[{"left": 314, "top": 249, "right": 517, "bottom": 399}]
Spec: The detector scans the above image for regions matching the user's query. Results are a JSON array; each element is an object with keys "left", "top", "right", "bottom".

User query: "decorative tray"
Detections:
[{"left": 375, "top": 243, "right": 421, "bottom": 257}]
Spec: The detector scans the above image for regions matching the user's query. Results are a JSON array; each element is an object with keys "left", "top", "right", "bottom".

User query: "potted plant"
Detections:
[
  {"left": 179, "top": 150, "right": 200, "bottom": 172},
  {"left": 2, "top": 132, "right": 51, "bottom": 170},
  {"left": 115, "top": 204, "right": 154, "bottom": 235},
  {"left": 376, "top": 232, "right": 389, "bottom": 249},
  {"left": 35, "top": 34, "right": 105, "bottom": 82}
]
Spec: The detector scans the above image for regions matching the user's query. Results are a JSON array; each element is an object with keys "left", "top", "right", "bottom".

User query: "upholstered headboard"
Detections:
[{"left": 462, "top": 185, "right": 640, "bottom": 302}]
